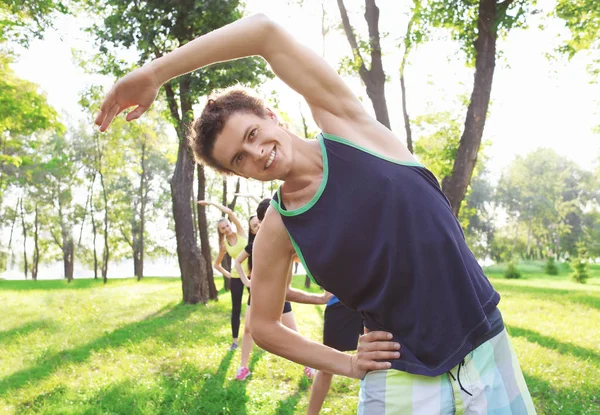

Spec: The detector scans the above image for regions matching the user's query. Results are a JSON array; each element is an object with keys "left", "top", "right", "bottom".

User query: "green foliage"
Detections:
[
  {"left": 504, "top": 261, "right": 521, "bottom": 279},
  {"left": 555, "top": 0, "right": 600, "bottom": 57},
  {"left": 0, "top": 57, "right": 61, "bottom": 136},
  {"left": 0, "top": 54, "right": 63, "bottom": 211},
  {"left": 496, "top": 148, "right": 592, "bottom": 259},
  {"left": 413, "top": 110, "right": 462, "bottom": 180},
  {"left": 421, "top": 0, "right": 535, "bottom": 64},
  {"left": 0, "top": 0, "right": 69, "bottom": 45},
  {"left": 570, "top": 241, "right": 589, "bottom": 284},
  {"left": 85, "top": 0, "right": 273, "bottom": 111},
  {"left": 544, "top": 256, "right": 559, "bottom": 275}
]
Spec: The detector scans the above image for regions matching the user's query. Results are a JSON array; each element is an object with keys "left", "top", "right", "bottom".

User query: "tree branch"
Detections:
[
  {"left": 164, "top": 81, "right": 182, "bottom": 124},
  {"left": 364, "top": 0, "right": 383, "bottom": 75},
  {"left": 337, "top": 0, "right": 369, "bottom": 78}
]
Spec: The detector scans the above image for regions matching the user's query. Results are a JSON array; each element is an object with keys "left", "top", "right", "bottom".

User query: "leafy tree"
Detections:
[
  {"left": 41, "top": 133, "right": 81, "bottom": 282},
  {"left": 418, "top": 0, "right": 537, "bottom": 215},
  {"left": 570, "top": 241, "right": 589, "bottom": 283},
  {"left": 0, "top": 0, "right": 69, "bottom": 45},
  {"left": 555, "top": 0, "right": 600, "bottom": 77},
  {"left": 496, "top": 148, "right": 590, "bottom": 260},
  {"left": 86, "top": 0, "right": 272, "bottom": 303},
  {"left": 398, "top": 0, "right": 425, "bottom": 153},
  {"left": 0, "top": 59, "right": 61, "bottom": 201},
  {"left": 111, "top": 112, "right": 174, "bottom": 280}
]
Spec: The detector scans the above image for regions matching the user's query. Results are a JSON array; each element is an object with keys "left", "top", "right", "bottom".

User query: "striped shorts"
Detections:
[{"left": 358, "top": 329, "right": 535, "bottom": 414}]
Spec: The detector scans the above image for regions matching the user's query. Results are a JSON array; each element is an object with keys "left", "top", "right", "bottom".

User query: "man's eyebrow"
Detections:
[{"left": 229, "top": 125, "right": 253, "bottom": 167}]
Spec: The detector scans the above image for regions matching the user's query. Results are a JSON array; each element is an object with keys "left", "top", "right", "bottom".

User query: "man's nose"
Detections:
[{"left": 250, "top": 143, "right": 265, "bottom": 160}]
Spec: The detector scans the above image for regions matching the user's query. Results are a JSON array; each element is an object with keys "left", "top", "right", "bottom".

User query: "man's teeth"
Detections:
[{"left": 265, "top": 150, "right": 276, "bottom": 168}]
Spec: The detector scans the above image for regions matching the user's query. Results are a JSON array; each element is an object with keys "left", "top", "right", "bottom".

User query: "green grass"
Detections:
[{"left": 1, "top": 265, "right": 599, "bottom": 414}]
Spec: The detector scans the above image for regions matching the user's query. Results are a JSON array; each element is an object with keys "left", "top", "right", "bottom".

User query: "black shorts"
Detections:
[
  {"left": 247, "top": 290, "right": 292, "bottom": 314},
  {"left": 323, "top": 302, "right": 364, "bottom": 352}
]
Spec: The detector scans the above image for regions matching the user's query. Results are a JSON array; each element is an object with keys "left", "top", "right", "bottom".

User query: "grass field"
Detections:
[{"left": 0, "top": 262, "right": 598, "bottom": 414}]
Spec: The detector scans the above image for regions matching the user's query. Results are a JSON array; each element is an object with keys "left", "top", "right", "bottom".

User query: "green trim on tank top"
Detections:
[
  {"left": 271, "top": 134, "right": 329, "bottom": 217},
  {"left": 321, "top": 131, "right": 425, "bottom": 167}
]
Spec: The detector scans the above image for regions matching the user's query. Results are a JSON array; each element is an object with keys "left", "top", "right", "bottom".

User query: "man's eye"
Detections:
[
  {"left": 249, "top": 128, "right": 257, "bottom": 141},
  {"left": 235, "top": 153, "right": 245, "bottom": 164}
]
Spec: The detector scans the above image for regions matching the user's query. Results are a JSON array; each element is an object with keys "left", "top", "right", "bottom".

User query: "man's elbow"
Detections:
[
  {"left": 251, "top": 13, "right": 274, "bottom": 30},
  {"left": 251, "top": 13, "right": 283, "bottom": 57},
  {"left": 250, "top": 319, "right": 276, "bottom": 351}
]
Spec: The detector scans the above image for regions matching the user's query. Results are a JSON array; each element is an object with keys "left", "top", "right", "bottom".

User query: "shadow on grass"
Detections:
[
  {"left": 18, "top": 349, "right": 259, "bottom": 415},
  {"left": 507, "top": 325, "right": 600, "bottom": 367},
  {"left": 523, "top": 370, "right": 600, "bottom": 414},
  {"left": 491, "top": 281, "right": 600, "bottom": 311},
  {"left": 0, "top": 303, "right": 196, "bottom": 397},
  {"left": 273, "top": 375, "right": 311, "bottom": 415},
  {"left": 0, "top": 320, "right": 58, "bottom": 346}
]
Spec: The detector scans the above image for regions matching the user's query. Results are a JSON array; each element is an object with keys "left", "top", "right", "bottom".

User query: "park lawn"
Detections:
[{"left": 0, "top": 264, "right": 598, "bottom": 415}]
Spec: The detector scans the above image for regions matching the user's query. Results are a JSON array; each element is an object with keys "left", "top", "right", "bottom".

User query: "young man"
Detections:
[{"left": 96, "top": 13, "right": 535, "bottom": 414}]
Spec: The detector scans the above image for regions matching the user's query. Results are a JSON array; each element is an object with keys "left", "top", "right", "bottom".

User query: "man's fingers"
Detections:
[
  {"left": 100, "top": 103, "right": 121, "bottom": 132},
  {"left": 359, "top": 350, "right": 401, "bottom": 361},
  {"left": 360, "top": 360, "right": 392, "bottom": 371},
  {"left": 94, "top": 110, "right": 104, "bottom": 127},
  {"left": 360, "top": 331, "right": 393, "bottom": 342},
  {"left": 95, "top": 90, "right": 116, "bottom": 126},
  {"left": 358, "top": 340, "right": 401, "bottom": 353},
  {"left": 126, "top": 105, "right": 148, "bottom": 121}
]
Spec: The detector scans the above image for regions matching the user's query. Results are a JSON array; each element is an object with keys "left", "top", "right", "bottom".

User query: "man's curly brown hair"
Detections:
[{"left": 188, "top": 87, "right": 267, "bottom": 175}]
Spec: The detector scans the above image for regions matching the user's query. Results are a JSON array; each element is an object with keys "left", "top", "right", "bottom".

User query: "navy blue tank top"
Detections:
[{"left": 271, "top": 133, "right": 500, "bottom": 377}]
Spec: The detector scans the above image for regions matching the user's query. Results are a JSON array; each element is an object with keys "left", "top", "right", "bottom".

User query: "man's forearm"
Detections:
[
  {"left": 149, "top": 14, "right": 273, "bottom": 85},
  {"left": 285, "top": 287, "right": 327, "bottom": 304},
  {"left": 252, "top": 320, "right": 355, "bottom": 378}
]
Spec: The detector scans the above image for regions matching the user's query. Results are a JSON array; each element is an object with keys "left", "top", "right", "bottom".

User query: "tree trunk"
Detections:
[
  {"left": 133, "top": 227, "right": 141, "bottom": 280},
  {"left": 511, "top": 220, "right": 519, "bottom": 256},
  {"left": 8, "top": 198, "right": 19, "bottom": 250},
  {"left": 337, "top": 0, "right": 390, "bottom": 129},
  {"left": 304, "top": 275, "right": 311, "bottom": 289},
  {"left": 63, "top": 234, "right": 74, "bottom": 283},
  {"left": 227, "top": 178, "right": 241, "bottom": 212},
  {"left": 167, "top": 76, "right": 209, "bottom": 304},
  {"left": 197, "top": 164, "right": 218, "bottom": 300},
  {"left": 87, "top": 172, "right": 99, "bottom": 279},
  {"left": 135, "top": 139, "right": 147, "bottom": 281},
  {"left": 19, "top": 197, "right": 28, "bottom": 279},
  {"left": 399, "top": 75, "right": 413, "bottom": 153},
  {"left": 399, "top": 1, "right": 419, "bottom": 154},
  {"left": 221, "top": 177, "right": 231, "bottom": 292},
  {"left": 441, "top": 0, "right": 502, "bottom": 216},
  {"left": 91, "top": 211, "right": 99, "bottom": 279},
  {"left": 99, "top": 170, "right": 109, "bottom": 283},
  {"left": 79, "top": 176, "right": 93, "bottom": 245},
  {"left": 526, "top": 217, "right": 533, "bottom": 259},
  {"left": 94, "top": 133, "right": 109, "bottom": 283},
  {"left": 32, "top": 204, "right": 39, "bottom": 280},
  {"left": 57, "top": 186, "right": 74, "bottom": 283}
]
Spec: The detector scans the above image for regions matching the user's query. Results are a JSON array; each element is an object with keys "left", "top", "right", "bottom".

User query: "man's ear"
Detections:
[{"left": 265, "top": 107, "right": 279, "bottom": 123}]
